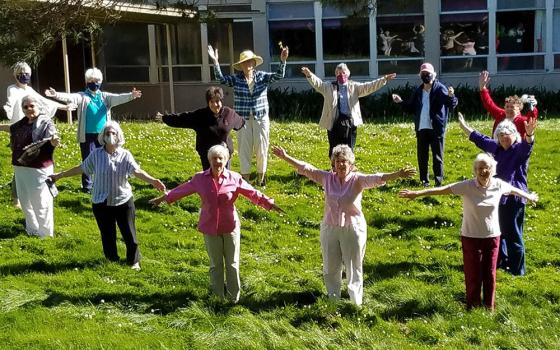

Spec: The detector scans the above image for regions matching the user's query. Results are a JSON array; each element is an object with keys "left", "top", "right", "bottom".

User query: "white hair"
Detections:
[
  {"left": 207, "top": 144, "right": 230, "bottom": 163},
  {"left": 493, "top": 120, "right": 521, "bottom": 143},
  {"left": 98, "top": 121, "right": 125, "bottom": 147},
  {"left": 21, "top": 94, "right": 40, "bottom": 108},
  {"left": 331, "top": 144, "right": 355, "bottom": 165},
  {"left": 85, "top": 67, "right": 103, "bottom": 83},
  {"left": 335, "top": 63, "right": 351, "bottom": 77},
  {"left": 13, "top": 61, "right": 31, "bottom": 76},
  {"left": 473, "top": 153, "right": 497, "bottom": 178}
]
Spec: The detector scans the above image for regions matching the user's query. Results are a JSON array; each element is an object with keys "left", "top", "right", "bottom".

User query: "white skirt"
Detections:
[{"left": 14, "top": 165, "right": 54, "bottom": 238}]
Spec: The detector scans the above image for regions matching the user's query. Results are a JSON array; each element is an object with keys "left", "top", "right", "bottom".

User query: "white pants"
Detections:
[
  {"left": 237, "top": 114, "right": 270, "bottom": 175},
  {"left": 320, "top": 220, "right": 367, "bottom": 305},
  {"left": 14, "top": 165, "right": 54, "bottom": 238},
  {"left": 203, "top": 229, "right": 241, "bottom": 302}
]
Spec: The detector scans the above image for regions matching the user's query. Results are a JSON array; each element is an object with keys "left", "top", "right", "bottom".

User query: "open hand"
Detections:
[
  {"left": 208, "top": 45, "right": 219, "bottom": 63},
  {"left": 392, "top": 94, "right": 402, "bottom": 103},
  {"left": 132, "top": 88, "right": 142, "bottom": 99},
  {"left": 399, "top": 166, "right": 416, "bottom": 179},
  {"left": 398, "top": 189, "right": 418, "bottom": 199},
  {"left": 384, "top": 73, "right": 397, "bottom": 81},
  {"left": 479, "top": 70, "right": 490, "bottom": 90},
  {"left": 45, "top": 87, "right": 57, "bottom": 97},
  {"left": 301, "top": 67, "right": 311, "bottom": 78},
  {"left": 271, "top": 145, "right": 288, "bottom": 158}
]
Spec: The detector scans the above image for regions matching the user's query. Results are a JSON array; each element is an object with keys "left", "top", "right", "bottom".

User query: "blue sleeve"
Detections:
[
  {"left": 261, "top": 62, "right": 286, "bottom": 85},
  {"left": 469, "top": 130, "right": 498, "bottom": 154},
  {"left": 214, "top": 65, "right": 235, "bottom": 87}
]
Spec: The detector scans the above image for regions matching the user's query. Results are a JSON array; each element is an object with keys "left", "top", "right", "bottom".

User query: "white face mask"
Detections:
[{"left": 104, "top": 134, "right": 117, "bottom": 145}]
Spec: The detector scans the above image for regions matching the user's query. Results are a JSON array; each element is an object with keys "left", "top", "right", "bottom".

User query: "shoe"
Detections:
[
  {"left": 131, "top": 262, "right": 141, "bottom": 271},
  {"left": 81, "top": 188, "right": 91, "bottom": 194},
  {"left": 422, "top": 181, "right": 430, "bottom": 188},
  {"left": 12, "top": 198, "right": 21, "bottom": 209},
  {"left": 259, "top": 178, "right": 266, "bottom": 188}
]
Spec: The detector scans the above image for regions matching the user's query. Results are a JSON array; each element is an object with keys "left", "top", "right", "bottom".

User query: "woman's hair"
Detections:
[
  {"left": 207, "top": 144, "right": 230, "bottom": 163},
  {"left": 98, "top": 121, "right": 125, "bottom": 147},
  {"left": 472, "top": 153, "right": 497, "bottom": 178},
  {"left": 331, "top": 144, "right": 356, "bottom": 168},
  {"left": 21, "top": 94, "right": 40, "bottom": 109},
  {"left": 205, "top": 86, "right": 224, "bottom": 103},
  {"left": 84, "top": 67, "right": 103, "bottom": 83},
  {"left": 493, "top": 119, "right": 521, "bottom": 143},
  {"left": 334, "top": 63, "right": 351, "bottom": 77},
  {"left": 504, "top": 95, "right": 523, "bottom": 108},
  {"left": 13, "top": 61, "right": 31, "bottom": 76}
]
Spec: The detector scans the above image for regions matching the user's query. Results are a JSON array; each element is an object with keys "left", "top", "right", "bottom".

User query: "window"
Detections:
[
  {"left": 496, "top": 1, "right": 546, "bottom": 71},
  {"left": 440, "top": 2, "right": 488, "bottom": 73},
  {"left": 377, "top": 0, "right": 425, "bottom": 75},
  {"left": 101, "top": 23, "right": 150, "bottom": 82},
  {"left": 208, "top": 20, "right": 254, "bottom": 78},
  {"left": 553, "top": 0, "right": 560, "bottom": 69},
  {"left": 268, "top": 3, "right": 315, "bottom": 78},
  {"left": 157, "top": 23, "right": 202, "bottom": 82}
]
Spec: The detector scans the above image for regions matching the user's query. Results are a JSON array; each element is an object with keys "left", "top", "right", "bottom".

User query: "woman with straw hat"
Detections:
[{"left": 208, "top": 45, "right": 289, "bottom": 187}]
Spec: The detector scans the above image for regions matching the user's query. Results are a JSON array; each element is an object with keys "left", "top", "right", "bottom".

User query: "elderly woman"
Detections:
[
  {"left": 458, "top": 113, "right": 537, "bottom": 276},
  {"left": 272, "top": 144, "right": 415, "bottom": 305},
  {"left": 156, "top": 86, "right": 244, "bottom": 170},
  {"left": 0, "top": 95, "right": 60, "bottom": 237},
  {"left": 479, "top": 71, "right": 537, "bottom": 138},
  {"left": 399, "top": 153, "right": 538, "bottom": 310},
  {"left": 150, "top": 144, "right": 283, "bottom": 302},
  {"left": 301, "top": 64, "right": 396, "bottom": 157},
  {"left": 208, "top": 45, "right": 289, "bottom": 186},
  {"left": 45, "top": 67, "right": 142, "bottom": 193},
  {"left": 3, "top": 61, "right": 72, "bottom": 207},
  {"left": 49, "top": 121, "right": 165, "bottom": 270}
]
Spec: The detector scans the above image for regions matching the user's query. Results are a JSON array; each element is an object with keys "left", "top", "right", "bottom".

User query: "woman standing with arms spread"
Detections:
[
  {"left": 150, "top": 145, "right": 283, "bottom": 302},
  {"left": 272, "top": 144, "right": 415, "bottom": 305},
  {"left": 0, "top": 95, "right": 60, "bottom": 237},
  {"left": 49, "top": 121, "right": 165, "bottom": 270},
  {"left": 45, "top": 67, "right": 142, "bottom": 193},
  {"left": 399, "top": 153, "right": 538, "bottom": 310},
  {"left": 208, "top": 45, "right": 289, "bottom": 187}
]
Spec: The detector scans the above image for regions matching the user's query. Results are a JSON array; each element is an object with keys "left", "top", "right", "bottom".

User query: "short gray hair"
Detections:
[
  {"left": 98, "top": 121, "right": 125, "bottom": 147},
  {"left": 473, "top": 153, "right": 497, "bottom": 177},
  {"left": 13, "top": 61, "right": 31, "bottom": 76},
  {"left": 493, "top": 120, "right": 520, "bottom": 143},
  {"left": 207, "top": 144, "right": 230, "bottom": 163},
  {"left": 21, "top": 94, "right": 40, "bottom": 108},
  {"left": 85, "top": 67, "right": 103, "bottom": 82},
  {"left": 331, "top": 144, "right": 355, "bottom": 165},
  {"left": 335, "top": 63, "right": 351, "bottom": 77}
]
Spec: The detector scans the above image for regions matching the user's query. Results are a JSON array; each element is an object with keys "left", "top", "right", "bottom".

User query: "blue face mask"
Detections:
[
  {"left": 87, "top": 82, "right": 101, "bottom": 91},
  {"left": 16, "top": 73, "right": 31, "bottom": 84}
]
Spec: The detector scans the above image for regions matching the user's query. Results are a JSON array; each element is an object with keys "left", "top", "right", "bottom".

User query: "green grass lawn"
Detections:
[{"left": 1, "top": 119, "right": 559, "bottom": 349}]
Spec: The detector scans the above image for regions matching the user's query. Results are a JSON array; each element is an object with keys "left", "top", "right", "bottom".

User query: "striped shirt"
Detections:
[
  {"left": 213, "top": 62, "right": 286, "bottom": 120},
  {"left": 81, "top": 147, "right": 140, "bottom": 206}
]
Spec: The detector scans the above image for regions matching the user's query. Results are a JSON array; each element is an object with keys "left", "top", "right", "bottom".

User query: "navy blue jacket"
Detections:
[{"left": 400, "top": 80, "right": 458, "bottom": 136}]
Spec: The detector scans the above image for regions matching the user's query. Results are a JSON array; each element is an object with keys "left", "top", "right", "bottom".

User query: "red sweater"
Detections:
[{"left": 480, "top": 88, "right": 538, "bottom": 138}]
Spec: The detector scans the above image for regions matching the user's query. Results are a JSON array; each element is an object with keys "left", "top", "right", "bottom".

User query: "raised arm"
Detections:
[
  {"left": 478, "top": 71, "right": 504, "bottom": 117},
  {"left": 208, "top": 45, "right": 235, "bottom": 86},
  {"left": 133, "top": 168, "right": 166, "bottom": 192},
  {"left": 457, "top": 112, "right": 475, "bottom": 137},
  {"left": 524, "top": 116, "right": 537, "bottom": 144},
  {"left": 301, "top": 67, "right": 329, "bottom": 95},
  {"left": 399, "top": 184, "right": 454, "bottom": 199}
]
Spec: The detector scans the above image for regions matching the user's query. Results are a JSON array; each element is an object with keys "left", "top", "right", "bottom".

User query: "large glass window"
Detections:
[
  {"left": 377, "top": 0, "right": 424, "bottom": 75},
  {"left": 555, "top": 0, "right": 560, "bottom": 69},
  {"left": 496, "top": 2, "right": 546, "bottom": 71},
  {"left": 440, "top": 2, "right": 488, "bottom": 73},
  {"left": 157, "top": 23, "right": 202, "bottom": 81},
  {"left": 268, "top": 2, "right": 315, "bottom": 78},
  {"left": 208, "top": 20, "right": 253, "bottom": 77},
  {"left": 101, "top": 23, "right": 150, "bottom": 82}
]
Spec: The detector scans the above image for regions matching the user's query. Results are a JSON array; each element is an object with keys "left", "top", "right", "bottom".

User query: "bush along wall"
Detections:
[{"left": 268, "top": 83, "right": 559, "bottom": 123}]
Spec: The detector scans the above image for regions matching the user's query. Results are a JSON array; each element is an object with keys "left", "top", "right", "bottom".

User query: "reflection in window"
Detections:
[
  {"left": 440, "top": 13, "right": 488, "bottom": 56},
  {"left": 498, "top": 55, "right": 544, "bottom": 71},
  {"left": 441, "top": 57, "right": 486, "bottom": 73},
  {"left": 208, "top": 20, "right": 254, "bottom": 66},
  {"left": 442, "top": 0, "right": 486, "bottom": 11},
  {"left": 324, "top": 62, "right": 368, "bottom": 78},
  {"left": 102, "top": 23, "right": 150, "bottom": 82},
  {"left": 272, "top": 63, "right": 315, "bottom": 79},
  {"left": 156, "top": 23, "right": 202, "bottom": 82},
  {"left": 268, "top": 3, "right": 315, "bottom": 62},
  {"left": 554, "top": 9, "right": 560, "bottom": 52},
  {"left": 322, "top": 18, "right": 369, "bottom": 60},
  {"left": 378, "top": 59, "right": 424, "bottom": 75},
  {"left": 496, "top": 11, "right": 545, "bottom": 55},
  {"left": 377, "top": 16, "right": 425, "bottom": 58},
  {"left": 377, "top": 0, "right": 423, "bottom": 15}
]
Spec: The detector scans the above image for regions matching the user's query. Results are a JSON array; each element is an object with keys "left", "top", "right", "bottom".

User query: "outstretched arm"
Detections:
[
  {"left": 380, "top": 166, "right": 416, "bottom": 182},
  {"left": 133, "top": 168, "right": 166, "bottom": 192},
  {"left": 272, "top": 145, "right": 307, "bottom": 169},
  {"left": 507, "top": 187, "right": 538, "bottom": 203},
  {"left": 457, "top": 112, "right": 474, "bottom": 137},
  {"left": 49, "top": 165, "right": 84, "bottom": 182},
  {"left": 399, "top": 185, "right": 454, "bottom": 199}
]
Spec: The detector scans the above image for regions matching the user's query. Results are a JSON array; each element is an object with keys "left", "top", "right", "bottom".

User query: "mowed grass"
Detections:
[{"left": 0, "top": 118, "right": 559, "bottom": 349}]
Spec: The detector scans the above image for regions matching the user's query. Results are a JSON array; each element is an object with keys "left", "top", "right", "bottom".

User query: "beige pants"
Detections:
[
  {"left": 237, "top": 114, "right": 270, "bottom": 175},
  {"left": 320, "top": 220, "right": 367, "bottom": 305},
  {"left": 203, "top": 229, "right": 241, "bottom": 302}
]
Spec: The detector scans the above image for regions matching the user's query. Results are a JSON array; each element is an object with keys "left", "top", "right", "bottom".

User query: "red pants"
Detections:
[{"left": 461, "top": 236, "right": 500, "bottom": 310}]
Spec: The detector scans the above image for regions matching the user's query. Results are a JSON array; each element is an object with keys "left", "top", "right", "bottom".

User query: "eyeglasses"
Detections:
[{"left": 23, "top": 104, "right": 36, "bottom": 109}]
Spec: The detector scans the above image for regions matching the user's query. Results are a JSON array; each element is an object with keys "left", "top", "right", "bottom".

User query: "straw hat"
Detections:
[{"left": 233, "top": 50, "right": 263, "bottom": 70}]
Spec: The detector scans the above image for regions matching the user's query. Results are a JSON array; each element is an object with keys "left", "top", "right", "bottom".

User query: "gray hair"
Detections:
[
  {"left": 21, "top": 94, "right": 40, "bottom": 109},
  {"left": 335, "top": 63, "right": 351, "bottom": 77},
  {"left": 207, "top": 144, "right": 230, "bottom": 163},
  {"left": 98, "top": 121, "right": 125, "bottom": 147},
  {"left": 85, "top": 67, "right": 103, "bottom": 82},
  {"left": 493, "top": 119, "right": 521, "bottom": 143},
  {"left": 331, "top": 144, "right": 355, "bottom": 165},
  {"left": 473, "top": 153, "right": 497, "bottom": 178},
  {"left": 13, "top": 61, "right": 31, "bottom": 76}
]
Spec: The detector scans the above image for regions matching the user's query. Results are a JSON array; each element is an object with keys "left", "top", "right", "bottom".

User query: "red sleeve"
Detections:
[{"left": 480, "top": 88, "right": 505, "bottom": 120}]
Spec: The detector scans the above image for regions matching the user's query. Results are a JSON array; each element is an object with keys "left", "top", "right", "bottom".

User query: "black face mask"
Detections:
[
  {"left": 16, "top": 73, "right": 31, "bottom": 84},
  {"left": 87, "top": 82, "right": 101, "bottom": 91},
  {"left": 421, "top": 73, "right": 433, "bottom": 84}
]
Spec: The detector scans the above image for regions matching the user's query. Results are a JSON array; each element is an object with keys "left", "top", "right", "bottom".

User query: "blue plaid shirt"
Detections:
[{"left": 213, "top": 62, "right": 286, "bottom": 120}]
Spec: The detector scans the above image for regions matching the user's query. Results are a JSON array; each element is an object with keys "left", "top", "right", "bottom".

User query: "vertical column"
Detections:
[
  {"left": 369, "top": 10, "right": 378, "bottom": 78},
  {"left": 61, "top": 34, "right": 72, "bottom": 124},
  {"left": 148, "top": 25, "right": 159, "bottom": 84},
  {"left": 423, "top": 0, "right": 441, "bottom": 72},
  {"left": 201, "top": 20, "right": 210, "bottom": 83},
  {"left": 545, "top": 0, "right": 554, "bottom": 72},
  {"left": 165, "top": 24, "right": 175, "bottom": 113},
  {"left": 488, "top": 0, "right": 497, "bottom": 74},
  {"left": 314, "top": 1, "right": 324, "bottom": 77}
]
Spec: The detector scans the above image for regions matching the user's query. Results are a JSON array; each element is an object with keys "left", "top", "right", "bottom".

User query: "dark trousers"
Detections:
[
  {"left": 461, "top": 236, "right": 500, "bottom": 310},
  {"left": 498, "top": 200, "right": 526, "bottom": 276},
  {"left": 416, "top": 129, "right": 444, "bottom": 186},
  {"left": 327, "top": 124, "right": 357, "bottom": 158},
  {"left": 80, "top": 133, "right": 101, "bottom": 191},
  {"left": 92, "top": 197, "right": 140, "bottom": 265}
]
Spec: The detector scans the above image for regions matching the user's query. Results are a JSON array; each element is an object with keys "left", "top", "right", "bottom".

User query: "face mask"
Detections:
[
  {"left": 87, "top": 82, "right": 101, "bottom": 91},
  {"left": 420, "top": 73, "right": 433, "bottom": 84},
  {"left": 16, "top": 73, "right": 31, "bottom": 84},
  {"left": 104, "top": 134, "right": 117, "bottom": 145},
  {"left": 336, "top": 74, "right": 348, "bottom": 84}
]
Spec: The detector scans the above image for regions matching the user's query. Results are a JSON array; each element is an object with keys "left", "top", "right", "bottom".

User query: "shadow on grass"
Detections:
[
  {"left": 0, "top": 223, "right": 24, "bottom": 239},
  {"left": 369, "top": 214, "right": 457, "bottom": 239},
  {"left": 380, "top": 298, "right": 449, "bottom": 321},
  {"left": 364, "top": 261, "right": 463, "bottom": 282},
  {"left": 55, "top": 198, "right": 92, "bottom": 215},
  {"left": 241, "top": 289, "right": 321, "bottom": 313},
  {"left": 0, "top": 258, "right": 105, "bottom": 276}
]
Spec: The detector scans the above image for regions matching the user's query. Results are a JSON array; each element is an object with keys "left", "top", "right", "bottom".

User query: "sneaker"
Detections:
[
  {"left": 422, "top": 181, "right": 430, "bottom": 188},
  {"left": 131, "top": 262, "right": 141, "bottom": 271},
  {"left": 12, "top": 198, "right": 21, "bottom": 209}
]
